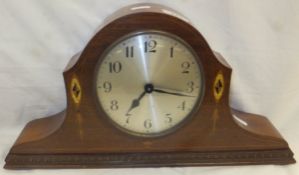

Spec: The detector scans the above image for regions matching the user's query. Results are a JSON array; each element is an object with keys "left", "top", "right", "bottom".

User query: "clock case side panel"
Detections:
[{"left": 5, "top": 4, "right": 295, "bottom": 169}]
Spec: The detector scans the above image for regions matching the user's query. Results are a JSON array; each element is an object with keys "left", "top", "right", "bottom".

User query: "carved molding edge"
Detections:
[{"left": 5, "top": 149, "right": 295, "bottom": 169}]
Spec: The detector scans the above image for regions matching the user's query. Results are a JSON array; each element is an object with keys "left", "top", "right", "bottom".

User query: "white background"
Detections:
[{"left": 0, "top": 0, "right": 298, "bottom": 174}]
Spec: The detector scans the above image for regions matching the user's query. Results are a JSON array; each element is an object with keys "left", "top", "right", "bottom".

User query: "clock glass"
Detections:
[{"left": 95, "top": 31, "right": 204, "bottom": 136}]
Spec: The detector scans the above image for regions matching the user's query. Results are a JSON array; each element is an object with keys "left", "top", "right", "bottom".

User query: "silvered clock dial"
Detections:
[{"left": 95, "top": 31, "right": 204, "bottom": 136}]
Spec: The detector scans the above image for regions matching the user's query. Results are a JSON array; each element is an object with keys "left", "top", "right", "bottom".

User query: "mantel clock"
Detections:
[{"left": 4, "top": 3, "right": 295, "bottom": 169}]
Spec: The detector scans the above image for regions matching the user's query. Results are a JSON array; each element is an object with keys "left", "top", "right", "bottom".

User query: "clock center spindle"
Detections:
[{"left": 144, "top": 84, "right": 154, "bottom": 93}]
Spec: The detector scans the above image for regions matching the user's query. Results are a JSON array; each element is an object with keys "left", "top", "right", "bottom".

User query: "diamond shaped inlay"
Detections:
[
  {"left": 71, "top": 77, "right": 82, "bottom": 104},
  {"left": 215, "top": 79, "right": 223, "bottom": 94},
  {"left": 72, "top": 83, "right": 81, "bottom": 98},
  {"left": 213, "top": 71, "right": 224, "bottom": 102}
]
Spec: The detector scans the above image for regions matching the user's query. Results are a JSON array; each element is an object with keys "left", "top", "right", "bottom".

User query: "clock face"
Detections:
[{"left": 95, "top": 31, "right": 203, "bottom": 136}]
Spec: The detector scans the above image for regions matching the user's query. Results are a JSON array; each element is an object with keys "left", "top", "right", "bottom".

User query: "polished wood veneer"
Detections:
[{"left": 4, "top": 3, "right": 295, "bottom": 169}]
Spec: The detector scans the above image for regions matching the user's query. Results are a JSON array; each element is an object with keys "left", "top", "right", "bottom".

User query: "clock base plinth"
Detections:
[
  {"left": 4, "top": 149, "right": 294, "bottom": 169},
  {"left": 4, "top": 109, "right": 295, "bottom": 169}
]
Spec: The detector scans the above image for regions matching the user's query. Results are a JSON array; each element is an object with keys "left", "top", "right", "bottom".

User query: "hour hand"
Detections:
[
  {"left": 125, "top": 91, "right": 146, "bottom": 116},
  {"left": 153, "top": 89, "right": 195, "bottom": 97}
]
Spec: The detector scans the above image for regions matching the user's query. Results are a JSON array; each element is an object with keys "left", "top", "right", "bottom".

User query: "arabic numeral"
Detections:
[
  {"left": 177, "top": 101, "right": 186, "bottom": 111},
  {"left": 144, "top": 119, "right": 152, "bottom": 129},
  {"left": 103, "top": 81, "right": 112, "bottom": 93},
  {"left": 181, "top": 61, "right": 190, "bottom": 74},
  {"left": 186, "top": 81, "right": 194, "bottom": 93},
  {"left": 110, "top": 100, "right": 119, "bottom": 111},
  {"left": 125, "top": 46, "right": 134, "bottom": 58},
  {"left": 109, "top": 61, "right": 122, "bottom": 73},
  {"left": 144, "top": 40, "right": 157, "bottom": 53}
]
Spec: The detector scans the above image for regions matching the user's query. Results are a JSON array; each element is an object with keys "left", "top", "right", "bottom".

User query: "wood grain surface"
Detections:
[{"left": 4, "top": 3, "right": 295, "bottom": 169}]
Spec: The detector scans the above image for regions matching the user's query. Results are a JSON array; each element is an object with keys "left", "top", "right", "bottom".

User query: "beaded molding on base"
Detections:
[{"left": 5, "top": 149, "right": 294, "bottom": 168}]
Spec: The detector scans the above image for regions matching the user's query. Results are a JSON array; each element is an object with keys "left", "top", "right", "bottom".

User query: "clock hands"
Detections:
[
  {"left": 125, "top": 91, "right": 146, "bottom": 116},
  {"left": 153, "top": 89, "right": 195, "bottom": 97},
  {"left": 126, "top": 84, "right": 194, "bottom": 116},
  {"left": 125, "top": 84, "right": 154, "bottom": 116}
]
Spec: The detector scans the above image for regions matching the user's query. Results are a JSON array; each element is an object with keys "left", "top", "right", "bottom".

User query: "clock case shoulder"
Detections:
[{"left": 5, "top": 3, "right": 295, "bottom": 169}]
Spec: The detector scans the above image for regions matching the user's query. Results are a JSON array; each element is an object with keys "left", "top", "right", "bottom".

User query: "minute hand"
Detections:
[{"left": 153, "top": 89, "right": 195, "bottom": 97}]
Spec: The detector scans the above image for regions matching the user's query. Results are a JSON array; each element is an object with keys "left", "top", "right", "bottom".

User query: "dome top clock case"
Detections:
[{"left": 5, "top": 3, "right": 295, "bottom": 169}]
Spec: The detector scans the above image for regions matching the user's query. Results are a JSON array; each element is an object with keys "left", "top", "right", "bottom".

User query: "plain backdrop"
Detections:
[{"left": 0, "top": 0, "right": 298, "bottom": 174}]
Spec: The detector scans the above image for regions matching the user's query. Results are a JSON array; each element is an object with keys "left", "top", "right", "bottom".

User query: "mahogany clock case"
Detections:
[{"left": 4, "top": 3, "right": 295, "bottom": 169}]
